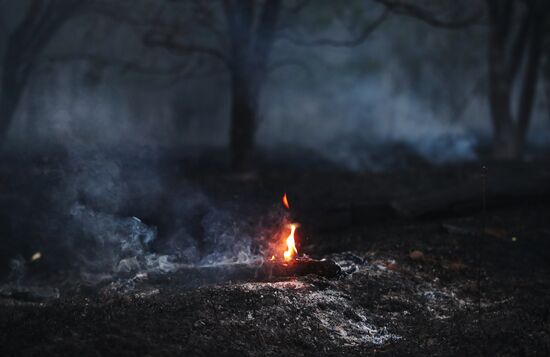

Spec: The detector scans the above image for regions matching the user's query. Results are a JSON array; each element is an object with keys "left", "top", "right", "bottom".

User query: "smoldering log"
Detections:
[
  {"left": 260, "top": 258, "right": 342, "bottom": 279},
  {"left": 391, "top": 174, "right": 550, "bottom": 218},
  {"left": 143, "top": 259, "right": 342, "bottom": 289},
  {"left": 329, "top": 173, "right": 550, "bottom": 222}
]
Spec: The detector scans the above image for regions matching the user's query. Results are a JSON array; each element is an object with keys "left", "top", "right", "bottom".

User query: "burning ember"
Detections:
[{"left": 30, "top": 252, "right": 42, "bottom": 262}]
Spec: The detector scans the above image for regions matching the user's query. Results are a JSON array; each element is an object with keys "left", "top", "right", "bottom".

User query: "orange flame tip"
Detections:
[{"left": 282, "top": 193, "right": 290, "bottom": 209}]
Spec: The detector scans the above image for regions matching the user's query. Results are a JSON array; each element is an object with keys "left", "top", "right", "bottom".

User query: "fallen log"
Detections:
[
  {"left": 143, "top": 258, "right": 342, "bottom": 290},
  {"left": 260, "top": 258, "right": 342, "bottom": 279},
  {"left": 391, "top": 175, "right": 550, "bottom": 218}
]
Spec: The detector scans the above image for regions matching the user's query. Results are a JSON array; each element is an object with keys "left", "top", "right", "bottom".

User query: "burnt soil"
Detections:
[{"left": 1, "top": 161, "right": 550, "bottom": 356}]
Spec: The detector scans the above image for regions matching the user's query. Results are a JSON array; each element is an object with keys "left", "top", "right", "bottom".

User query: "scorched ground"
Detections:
[{"left": 1, "top": 163, "right": 550, "bottom": 356}]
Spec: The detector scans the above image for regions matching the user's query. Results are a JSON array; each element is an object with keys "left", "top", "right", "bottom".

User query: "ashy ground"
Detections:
[{"left": 1, "top": 163, "right": 550, "bottom": 356}]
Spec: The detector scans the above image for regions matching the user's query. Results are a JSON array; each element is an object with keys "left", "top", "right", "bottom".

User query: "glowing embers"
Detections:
[{"left": 31, "top": 252, "right": 42, "bottom": 262}]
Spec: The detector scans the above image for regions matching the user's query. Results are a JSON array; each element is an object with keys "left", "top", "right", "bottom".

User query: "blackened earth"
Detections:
[{"left": 1, "top": 161, "right": 550, "bottom": 356}]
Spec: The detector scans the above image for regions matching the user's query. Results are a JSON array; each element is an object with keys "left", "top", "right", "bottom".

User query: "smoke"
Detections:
[
  {"left": 155, "top": 188, "right": 265, "bottom": 266},
  {"left": 0, "top": 145, "right": 279, "bottom": 286},
  {"left": 254, "top": 16, "right": 489, "bottom": 170},
  {"left": 6, "top": 9, "right": 550, "bottom": 173},
  {"left": 2, "top": 1, "right": 550, "bottom": 290},
  {"left": 260, "top": 74, "right": 480, "bottom": 171}
]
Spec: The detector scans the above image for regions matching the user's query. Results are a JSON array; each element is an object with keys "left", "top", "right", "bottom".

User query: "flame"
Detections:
[
  {"left": 269, "top": 193, "right": 299, "bottom": 262},
  {"left": 282, "top": 193, "right": 290, "bottom": 209},
  {"left": 283, "top": 224, "right": 298, "bottom": 262}
]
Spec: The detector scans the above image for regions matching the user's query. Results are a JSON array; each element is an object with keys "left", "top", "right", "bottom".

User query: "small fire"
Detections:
[
  {"left": 283, "top": 224, "right": 298, "bottom": 261},
  {"left": 268, "top": 193, "right": 299, "bottom": 262}
]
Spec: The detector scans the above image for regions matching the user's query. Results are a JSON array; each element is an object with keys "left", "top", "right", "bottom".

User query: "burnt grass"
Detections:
[{"left": 1, "top": 161, "right": 550, "bottom": 356}]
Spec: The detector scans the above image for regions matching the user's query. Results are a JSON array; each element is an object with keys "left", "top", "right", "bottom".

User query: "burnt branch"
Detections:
[
  {"left": 188, "top": 0, "right": 228, "bottom": 51},
  {"left": 279, "top": 9, "right": 388, "bottom": 47},
  {"left": 282, "top": 0, "right": 312, "bottom": 14},
  {"left": 268, "top": 58, "right": 313, "bottom": 78},
  {"left": 88, "top": 0, "right": 172, "bottom": 30},
  {"left": 42, "top": 53, "right": 198, "bottom": 77},
  {"left": 374, "top": 0, "right": 483, "bottom": 28},
  {"left": 142, "top": 32, "right": 228, "bottom": 65}
]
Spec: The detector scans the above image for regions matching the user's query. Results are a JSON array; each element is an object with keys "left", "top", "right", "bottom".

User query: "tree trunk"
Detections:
[
  {"left": 0, "top": 1, "right": 81, "bottom": 147},
  {"left": 486, "top": 1, "right": 547, "bottom": 160},
  {"left": 516, "top": 13, "right": 544, "bottom": 153},
  {"left": 0, "top": 93, "right": 20, "bottom": 143},
  {"left": 488, "top": 34, "right": 521, "bottom": 159},
  {"left": 492, "top": 120, "right": 522, "bottom": 160},
  {"left": 487, "top": 1, "right": 525, "bottom": 160},
  {"left": 223, "top": 0, "right": 280, "bottom": 172},
  {"left": 229, "top": 70, "right": 259, "bottom": 171},
  {"left": 0, "top": 44, "right": 24, "bottom": 145}
]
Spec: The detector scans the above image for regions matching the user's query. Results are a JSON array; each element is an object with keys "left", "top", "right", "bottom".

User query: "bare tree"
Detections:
[
  {"left": 374, "top": 0, "right": 482, "bottom": 28},
  {"left": 138, "top": 0, "right": 387, "bottom": 171},
  {"left": 486, "top": 0, "right": 549, "bottom": 159},
  {"left": 376, "top": 0, "right": 550, "bottom": 159},
  {"left": 0, "top": 0, "right": 82, "bottom": 144}
]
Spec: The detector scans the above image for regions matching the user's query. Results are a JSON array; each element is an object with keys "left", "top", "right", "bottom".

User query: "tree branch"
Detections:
[
  {"left": 268, "top": 58, "right": 313, "bottom": 78},
  {"left": 189, "top": 0, "right": 228, "bottom": 52},
  {"left": 282, "top": 0, "right": 312, "bottom": 14},
  {"left": 279, "top": 9, "right": 388, "bottom": 47},
  {"left": 374, "top": 0, "right": 483, "bottom": 29},
  {"left": 518, "top": 11, "right": 545, "bottom": 136},
  {"left": 89, "top": 0, "right": 168, "bottom": 29},
  {"left": 142, "top": 31, "right": 228, "bottom": 65},
  {"left": 42, "top": 53, "right": 198, "bottom": 77}
]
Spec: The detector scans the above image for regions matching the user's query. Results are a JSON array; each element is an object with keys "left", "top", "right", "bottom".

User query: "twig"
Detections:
[
  {"left": 279, "top": 9, "right": 388, "bottom": 47},
  {"left": 373, "top": 0, "right": 483, "bottom": 29},
  {"left": 257, "top": 330, "right": 267, "bottom": 348}
]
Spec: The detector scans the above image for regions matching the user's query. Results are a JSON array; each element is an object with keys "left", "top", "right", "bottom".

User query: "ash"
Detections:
[
  {"left": 2, "top": 167, "right": 550, "bottom": 356},
  {"left": 237, "top": 279, "right": 400, "bottom": 347}
]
